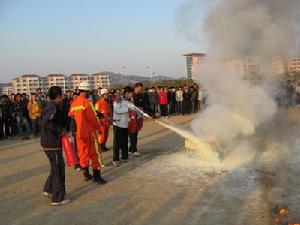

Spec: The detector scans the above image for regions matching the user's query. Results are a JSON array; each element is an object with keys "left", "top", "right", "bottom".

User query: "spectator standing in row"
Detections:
[
  {"left": 182, "top": 88, "right": 192, "bottom": 115},
  {"left": 285, "top": 80, "right": 294, "bottom": 108},
  {"left": 14, "top": 94, "right": 31, "bottom": 139},
  {"left": 169, "top": 87, "right": 177, "bottom": 115},
  {"left": 0, "top": 97, "right": 4, "bottom": 139},
  {"left": 27, "top": 93, "right": 42, "bottom": 137},
  {"left": 198, "top": 87, "right": 204, "bottom": 112},
  {"left": 61, "top": 90, "right": 73, "bottom": 132},
  {"left": 159, "top": 87, "right": 168, "bottom": 119},
  {"left": 191, "top": 86, "right": 198, "bottom": 113},
  {"left": 176, "top": 86, "right": 183, "bottom": 114},
  {"left": 1, "top": 95, "right": 13, "bottom": 138},
  {"left": 148, "top": 87, "right": 159, "bottom": 117}
]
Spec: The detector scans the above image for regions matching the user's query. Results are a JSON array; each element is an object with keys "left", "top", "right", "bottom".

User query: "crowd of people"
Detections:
[
  {"left": 0, "top": 84, "right": 206, "bottom": 140},
  {"left": 275, "top": 80, "right": 300, "bottom": 108}
]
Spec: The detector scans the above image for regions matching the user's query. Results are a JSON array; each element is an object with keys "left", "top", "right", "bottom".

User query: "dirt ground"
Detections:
[{"left": 0, "top": 110, "right": 299, "bottom": 225}]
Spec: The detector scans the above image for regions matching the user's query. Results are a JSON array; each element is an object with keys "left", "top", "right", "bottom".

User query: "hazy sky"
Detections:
[{"left": 0, "top": 0, "right": 207, "bottom": 83}]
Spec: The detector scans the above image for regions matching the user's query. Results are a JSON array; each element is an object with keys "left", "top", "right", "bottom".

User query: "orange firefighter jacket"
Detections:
[
  {"left": 70, "top": 95, "right": 101, "bottom": 141},
  {"left": 95, "top": 98, "right": 111, "bottom": 124}
]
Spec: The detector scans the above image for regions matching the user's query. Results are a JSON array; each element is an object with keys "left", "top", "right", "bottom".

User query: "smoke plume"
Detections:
[{"left": 177, "top": 0, "right": 300, "bottom": 145}]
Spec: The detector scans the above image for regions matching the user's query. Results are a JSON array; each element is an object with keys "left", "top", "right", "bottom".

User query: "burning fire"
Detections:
[
  {"left": 280, "top": 208, "right": 290, "bottom": 216},
  {"left": 272, "top": 207, "right": 299, "bottom": 225}
]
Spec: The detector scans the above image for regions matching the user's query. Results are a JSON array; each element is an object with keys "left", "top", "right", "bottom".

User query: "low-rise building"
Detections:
[
  {"left": 12, "top": 74, "right": 42, "bottom": 95},
  {"left": 288, "top": 58, "right": 300, "bottom": 74},
  {"left": 46, "top": 74, "right": 69, "bottom": 92},
  {"left": 90, "top": 72, "right": 111, "bottom": 89},
  {"left": 69, "top": 74, "right": 90, "bottom": 91},
  {"left": 1, "top": 86, "right": 13, "bottom": 95},
  {"left": 224, "top": 58, "right": 261, "bottom": 79}
]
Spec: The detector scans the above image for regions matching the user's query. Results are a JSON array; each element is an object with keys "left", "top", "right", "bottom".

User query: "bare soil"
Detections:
[{"left": 0, "top": 111, "right": 299, "bottom": 225}]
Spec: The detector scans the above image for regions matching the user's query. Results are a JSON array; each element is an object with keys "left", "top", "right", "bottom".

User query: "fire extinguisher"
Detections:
[{"left": 61, "top": 133, "right": 79, "bottom": 167}]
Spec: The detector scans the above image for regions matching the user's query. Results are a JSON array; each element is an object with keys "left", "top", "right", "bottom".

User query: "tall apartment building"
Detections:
[
  {"left": 183, "top": 53, "right": 206, "bottom": 80},
  {"left": 46, "top": 74, "right": 69, "bottom": 92},
  {"left": 90, "top": 72, "right": 111, "bottom": 89},
  {"left": 12, "top": 74, "right": 43, "bottom": 95},
  {"left": 69, "top": 74, "right": 90, "bottom": 91}
]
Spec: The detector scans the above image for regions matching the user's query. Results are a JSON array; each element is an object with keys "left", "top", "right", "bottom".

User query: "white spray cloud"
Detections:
[{"left": 177, "top": 0, "right": 300, "bottom": 144}]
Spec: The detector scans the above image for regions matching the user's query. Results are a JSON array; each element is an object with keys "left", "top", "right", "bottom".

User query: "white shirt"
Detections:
[
  {"left": 176, "top": 90, "right": 183, "bottom": 101},
  {"left": 113, "top": 96, "right": 129, "bottom": 128}
]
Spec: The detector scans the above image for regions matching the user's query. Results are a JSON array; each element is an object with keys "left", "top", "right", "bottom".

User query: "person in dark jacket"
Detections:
[
  {"left": 169, "top": 87, "right": 177, "bottom": 115},
  {"left": 182, "top": 88, "right": 192, "bottom": 115},
  {"left": 148, "top": 87, "right": 159, "bottom": 117},
  {"left": 13, "top": 94, "right": 31, "bottom": 139},
  {"left": 39, "top": 86, "right": 70, "bottom": 206},
  {"left": 0, "top": 96, "right": 4, "bottom": 139},
  {"left": 130, "top": 83, "right": 154, "bottom": 157},
  {"left": 61, "top": 90, "right": 73, "bottom": 132},
  {"left": 2, "top": 95, "right": 14, "bottom": 138}
]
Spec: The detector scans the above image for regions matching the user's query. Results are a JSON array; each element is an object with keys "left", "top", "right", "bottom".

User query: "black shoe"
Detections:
[
  {"left": 103, "top": 145, "right": 110, "bottom": 151},
  {"left": 82, "top": 167, "right": 93, "bottom": 182},
  {"left": 93, "top": 169, "right": 107, "bottom": 185},
  {"left": 74, "top": 165, "right": 81, "bottom": 171},
  {"left": 101, "top": 144, "right": 110, "bottom": 152}
]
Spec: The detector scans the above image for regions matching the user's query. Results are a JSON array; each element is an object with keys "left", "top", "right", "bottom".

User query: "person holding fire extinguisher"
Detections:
[
  {"left": 39, "top": 86, "right": 70, "bottom": 206},
  {"left": 95, "top": 88, "right": 112, "bottom": 152},
  {"left": 70, "top": 82, "right": 107, "bottom": 184}
]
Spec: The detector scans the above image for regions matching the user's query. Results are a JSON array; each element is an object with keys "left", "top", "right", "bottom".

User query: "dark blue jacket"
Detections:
[{"left": 39, "top": 101, "right": 63, "bottom": 151}]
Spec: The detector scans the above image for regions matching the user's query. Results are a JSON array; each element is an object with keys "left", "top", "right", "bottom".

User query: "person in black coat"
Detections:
[
  {"left": 182, "top": 88, "right": 192, "bottom": 115},
  {"left": 39, "top": 86, "right": 70, "bottom": 206}
]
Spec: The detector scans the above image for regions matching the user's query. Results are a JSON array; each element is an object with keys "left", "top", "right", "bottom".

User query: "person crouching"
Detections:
[{"left": 39, "top": 86, "right": 70, "bottom": 206}]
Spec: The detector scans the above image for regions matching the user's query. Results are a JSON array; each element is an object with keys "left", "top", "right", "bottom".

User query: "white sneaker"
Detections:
[
  {"left": 133, "top": 152, "right": 141, "bottom": 157},
  {"left": 51, "top": 199, "right": 71, "bottom": 206},
  {"left": 42, "top": 192, "right": 52, "bottom": 198},
  {"left": 112, "top": 161, "right": 120, "bottom": 167}
]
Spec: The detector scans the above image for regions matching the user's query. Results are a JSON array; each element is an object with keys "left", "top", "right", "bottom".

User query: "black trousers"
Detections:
[
  {"left": 4, "top": 119, "right": 11, "bottom": 137},
  {"left": 170, "top": 101, "right": 177, "bottom": 114},
  {"left": 44, "top": 151, "right": 65, "bottom": 203},
  {"left": 160, "top": 104, "right": 168, "bottom": 117},
  {"left": 113, "top": 126, "right": 128, "bottom": 161},
  {"left": 31, "top": 119, "right": 39, "bottom": 137},
  {"left": 177, "top": 101, "right": 183, "bottom": 114},
  {"left": 0, "top": 119, "right": 3, "bottom": 138},
  {"left": 129, "top": 132, "right": 138, "bottom": 153}
]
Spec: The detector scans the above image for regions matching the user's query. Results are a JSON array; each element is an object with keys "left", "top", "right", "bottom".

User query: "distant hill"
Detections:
[
  {"left": 0, "top": 83, "right": 11, "bottom": 88},
  {"left": 101, "top": 72, "right": 173, "bottom": 85}
]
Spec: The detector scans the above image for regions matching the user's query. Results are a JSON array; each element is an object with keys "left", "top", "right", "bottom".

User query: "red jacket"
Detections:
[
  {"left": 128, "top": 109, "right": 143, "bottom": 134},
  {"left": 159, "top": 92, "right": 168, "bottom": 105}
]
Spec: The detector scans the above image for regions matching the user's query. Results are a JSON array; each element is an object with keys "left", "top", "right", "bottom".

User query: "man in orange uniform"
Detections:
[
  {"left": 95, "top": 89, "right": 112, "bottom": 152},
  {"left": 70, "top": 82, "right": 107, "bottom": 184}
]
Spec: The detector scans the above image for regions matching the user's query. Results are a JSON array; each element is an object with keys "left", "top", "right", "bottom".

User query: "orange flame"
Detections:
[{"left": 279, "top": 208, "right": 290, "bottom": 215}]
